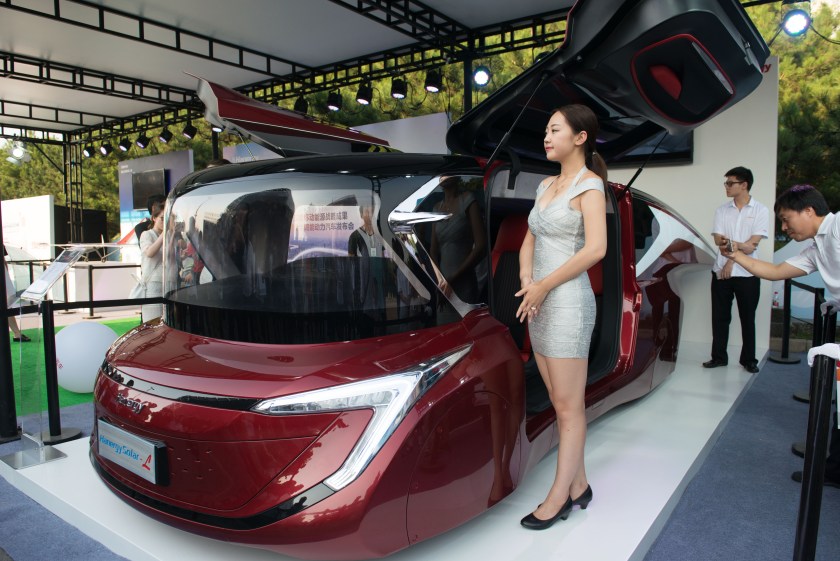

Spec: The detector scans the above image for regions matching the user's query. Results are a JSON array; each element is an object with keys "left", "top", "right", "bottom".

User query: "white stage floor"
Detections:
[{"left": 0, "top": 342, "right": 760, "bottom": 561}]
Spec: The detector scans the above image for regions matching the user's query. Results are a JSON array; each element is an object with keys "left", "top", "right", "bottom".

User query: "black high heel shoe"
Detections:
[
  {"left": 571, "top": 485, "right": 593, "bottom": 509},
  {"left": 520, "top": 496, "right": 573, "bottom": 530}
]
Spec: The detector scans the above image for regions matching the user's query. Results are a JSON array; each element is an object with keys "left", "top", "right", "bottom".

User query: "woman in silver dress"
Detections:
[{"left": 515, "top": 104, "right": 608, "bottom": 529}]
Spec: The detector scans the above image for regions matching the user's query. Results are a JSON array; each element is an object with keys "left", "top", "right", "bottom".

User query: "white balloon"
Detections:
[{"left": 55, "top": 322, "right": 118, "bottom": 393}]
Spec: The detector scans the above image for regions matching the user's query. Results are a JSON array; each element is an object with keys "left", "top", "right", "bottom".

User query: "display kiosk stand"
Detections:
[{"left": 0, "top": 248, "right": 85, "bottom": 470}]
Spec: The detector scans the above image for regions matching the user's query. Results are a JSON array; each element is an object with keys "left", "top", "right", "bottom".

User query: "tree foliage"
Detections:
[
  {"left": 1, "top": 5, "right": 838, "bottom": 238},
  {"left": 749, "top": 3, "right": 840, "bottom": 210}
]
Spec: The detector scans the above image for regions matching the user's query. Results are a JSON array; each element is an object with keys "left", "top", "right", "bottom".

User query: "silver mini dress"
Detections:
[{"left": 527, "top": 167, "right": 604, "bottom": 358}]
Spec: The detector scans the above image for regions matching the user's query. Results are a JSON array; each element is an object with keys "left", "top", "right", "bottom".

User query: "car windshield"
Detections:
[{"left": 162, "top": 172, "right": 465, "bottom": 344}]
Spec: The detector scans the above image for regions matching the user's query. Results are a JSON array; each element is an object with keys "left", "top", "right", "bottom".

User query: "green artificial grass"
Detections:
[{"left": 9, "top": 317, "right": 142, "bottom": 415}]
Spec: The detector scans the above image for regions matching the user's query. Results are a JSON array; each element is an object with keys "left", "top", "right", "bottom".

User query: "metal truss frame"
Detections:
[
  {"left": 243, "top": 8, "right": 571, "bottom": 103},
  {"left": 0, "top": 0, "right": 782, "bottom": 140},
  {"left": 0, "top": 0, "right": 315, "bottom": 80},
  {"left": 0, "top": 50, "right": 195, "bottom": 107},
  {"left": 0, "top": 123, "right": 67, "bottom": 144},
  {"left": 328, "top": 0, "right": 471, "bottom": 47},
  {"left": 0, "top": 99, "right": 120, "bottom": 129}
]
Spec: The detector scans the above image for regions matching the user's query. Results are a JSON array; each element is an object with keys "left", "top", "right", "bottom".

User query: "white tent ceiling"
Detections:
[
  {"left": 0, "top": 0, "right": 779, "bottom": 139},
  {"left": 0, "top": 0, "right": 577, "bottom": 137}
]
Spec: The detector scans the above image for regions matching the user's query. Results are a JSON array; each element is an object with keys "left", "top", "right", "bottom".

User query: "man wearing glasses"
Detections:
[{"left": 704, "top": 166, "right": 769, "bottom": 373}]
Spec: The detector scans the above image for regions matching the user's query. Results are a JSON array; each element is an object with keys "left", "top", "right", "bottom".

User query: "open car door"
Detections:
[
  {"left": 195, "top": 77, "right": 393, "bottom": 157},
  {"left": 446, "top": 0, "right": 770, "bottom": 392},
  {"left": 446, "top": 0, "right": 770, "bottom": 164}
]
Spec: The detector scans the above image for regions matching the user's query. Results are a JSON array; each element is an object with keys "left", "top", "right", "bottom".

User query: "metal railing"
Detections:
[
  {"left": 793, "top": 305, "right": 837, "bottom": 561},
  {"left": 8, "top": 259, "right": 142, "bottom": 318},
  {"left": 0, "top": 287, "right": 161, "bottom": 443},
  {"left": 770, "top": 279, "right": 825, "bottom": 364}
]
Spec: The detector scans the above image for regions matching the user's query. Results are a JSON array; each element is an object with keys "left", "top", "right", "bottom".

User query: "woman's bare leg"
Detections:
[{"left": 531, "top": 354, "right": 588, "bottom": 519}]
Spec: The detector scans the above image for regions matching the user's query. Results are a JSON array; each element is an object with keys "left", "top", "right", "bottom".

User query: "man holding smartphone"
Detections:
[
  {"left": 704, "top": 166, "right": 770, "bottom": 373},
  {"left": 721, "top": 184, "right": 839, "bottom": 487}
]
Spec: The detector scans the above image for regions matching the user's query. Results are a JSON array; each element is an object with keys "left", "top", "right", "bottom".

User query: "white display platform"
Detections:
[{"left": 0, "top": 341, "right": 760, "bottom": 561}]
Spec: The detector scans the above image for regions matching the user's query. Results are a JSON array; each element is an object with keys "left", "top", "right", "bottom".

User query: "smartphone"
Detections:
[{"left": 725, "top": 239, "right": 734, "bottom": 253}]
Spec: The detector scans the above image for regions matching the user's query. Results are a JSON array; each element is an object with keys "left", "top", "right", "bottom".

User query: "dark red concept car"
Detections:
[{"left": 90, "top": 1, "right": 769, "bottom": 559}]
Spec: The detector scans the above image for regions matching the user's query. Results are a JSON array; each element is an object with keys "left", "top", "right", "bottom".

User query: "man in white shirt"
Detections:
[
  {"left": 705, "top": 166, "right": 769, "bottom": 373},
  {"left": 722, "top": 183, "right": 839, "bottom": 488}
]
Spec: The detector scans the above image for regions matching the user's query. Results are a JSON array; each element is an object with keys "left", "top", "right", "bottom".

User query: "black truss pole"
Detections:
[{"left": 0, "top": 198, "right": 19, "bottom": 442}]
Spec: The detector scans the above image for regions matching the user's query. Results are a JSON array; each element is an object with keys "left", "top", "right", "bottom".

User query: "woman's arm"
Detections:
[
  {"left": 141, "top": 231, "right": 164, "bottom": 258},
  {"left": 442, "top": 200, "right": 487, "bottom": 283},
  {"left": 519, "top": 229, "right": 535, "bottom": 288},
  {"left": 515, "top": 188, "right": 606, "bottom": 320}
]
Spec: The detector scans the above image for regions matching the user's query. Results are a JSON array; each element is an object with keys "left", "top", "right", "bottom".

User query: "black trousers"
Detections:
[{"left": 710, "top": 273, "right": 760, "bottom": 365}]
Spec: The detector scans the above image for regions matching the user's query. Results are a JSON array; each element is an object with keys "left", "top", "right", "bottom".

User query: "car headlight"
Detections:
[{"left": 251, "top": 344, "right": 472, "bottom": 491}]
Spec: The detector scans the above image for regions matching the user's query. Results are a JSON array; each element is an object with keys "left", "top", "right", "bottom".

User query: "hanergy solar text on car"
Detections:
[{"left": 90, "top": 1, "right": 769, "bottom": 559}]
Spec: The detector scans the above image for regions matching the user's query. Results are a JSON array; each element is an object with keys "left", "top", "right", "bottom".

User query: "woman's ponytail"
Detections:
[{"left": 588, "top": 149, "right": 608, "bottom": 185}]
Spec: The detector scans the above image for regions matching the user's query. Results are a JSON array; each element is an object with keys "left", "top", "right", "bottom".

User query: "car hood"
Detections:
[
  {"left": 195, "top": 76, "right": 392, "bottom": 156},
  {"left": 446, "top": 0, "right": 770, "bottom": 165}
]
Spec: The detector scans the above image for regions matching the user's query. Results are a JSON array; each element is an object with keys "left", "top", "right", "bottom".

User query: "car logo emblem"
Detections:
[{"left": 115, "top": 394, "right": 145, "bottom": 414}]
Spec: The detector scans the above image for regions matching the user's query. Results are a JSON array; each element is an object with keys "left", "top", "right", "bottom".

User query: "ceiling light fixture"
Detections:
[
  {"left": 99, "top": 142, "right": 113, "bottom": 156},
  {"left": 118, "top": 137, "right": 131, "bottom": 152},
  {"left": 327, "top": 90, "right": 343, "bottom": 112},
  {"left": 294, "top": 95, "right": 309, "bottom": 114},
  {"left": 159, "top": 127, "right": 173, "bottom": 144},
  {"left": 424, "top": 70, "right": 442, "bottom": 93},
  {"left": 390, "top": 78, "right": 407, "bottom": 99},
  {"left": 82, "top": 144, "right": 95, "bottom": 158},
  {"left": 182, "top": 122, "right": 197, "bottom": 139},
  {"left": 356, "top": 83, "right": 373, "bottom": 105},
  {"left": 6, "top": 141, "right": 31, "bottom": 165},
  {"left": 782, "top": 6, "right": 811, "bottom": 37},
  {"left": 473, "top": 65, "right": 491, "bottom": 87},
  {"left": 135, "top": 134, "right": 150, "bottom": 149}
]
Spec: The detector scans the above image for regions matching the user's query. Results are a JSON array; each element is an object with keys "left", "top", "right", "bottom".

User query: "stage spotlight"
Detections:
[
  {"left": 327, "top": 90, "right": 343, "bottom": 112},
  {"left": 294, "top": 95, "right": 309, "bottom": 114},
  {"left": 136, "top": 134, "right": 150, "bottom": 149},
  {"left": 159, "top": 127, "right": 173, "bottom": 144},
  {"left": 83, "top": 144, "right": 95, "bottom": 158},
  {"left": 99, "top": 142, "right": 113, "bottom": 156},
  {"left": 424, "top": 70, "right": 442, "bottom": 93},
  {"left": 390, "top": 78, "right": 407, "bottom": 99},
  {"left": 182, "top": 122, "right": 197, "bottom": 139},
  {"left": 6, "top": 141, "right": 31, "bottom": 164},
  {"left": 211, "top": 125, "right": 223, "bottom": 133},
  {"left": 782, "top": 8, "right": 810, "bottom": 36},
  {"left": 10, "top": 144, "right": 25, "bottom": 160},
  {"left": 118, "top": 137, "right": 131, "bottom": 152},
  {"left": 356, "top": 83, "right": 373, "bottom": 105},
  {"left": 473, "top": 65, "right": 491, "bottom": 87}
]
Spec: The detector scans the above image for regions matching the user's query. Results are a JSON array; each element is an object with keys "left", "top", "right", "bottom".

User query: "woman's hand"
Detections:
[
  {"left": 438, "top": 278, "right": 453, "bottom": 298},
  {"left": 515, "top": 280, "right": 548, "bottom": 323}
]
